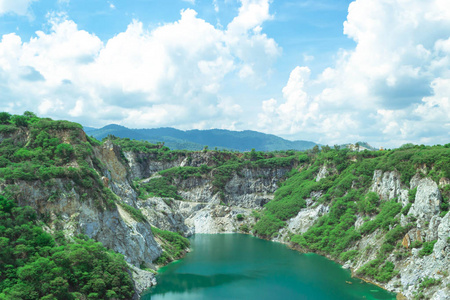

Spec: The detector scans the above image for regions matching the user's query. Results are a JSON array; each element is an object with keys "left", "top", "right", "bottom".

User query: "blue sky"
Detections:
[{"left": 0, "top": 0, "right": 449, "bottom": 147}]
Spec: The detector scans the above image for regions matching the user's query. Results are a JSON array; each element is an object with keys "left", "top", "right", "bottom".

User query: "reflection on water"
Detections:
[
  {"left": 148, "top": 272, "right": 253, "bottom": 294},
  {"left": 143, "top": 234, "right": 396, "bottom": 300}
]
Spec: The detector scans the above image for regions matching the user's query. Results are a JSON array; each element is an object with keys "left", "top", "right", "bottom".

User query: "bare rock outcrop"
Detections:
[
  {"left": 408, "top": 178, "right": 441, "bottom": 221},
  {"left": 287, "top": 204, "right": 329, "bottom": 234},
  {"left": 370, "top": 170, "right": 402, "bottom": 200}
]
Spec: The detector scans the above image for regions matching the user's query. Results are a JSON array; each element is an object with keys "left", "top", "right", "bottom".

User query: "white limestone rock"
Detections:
[
  {"left": 287, "top": 204, "right": 329, "bottom": 234},
  {"left": 408, "top": 178, "right": 441, "bottom": 221},
  {"left": 370, "top": 170, "right": 402, "bottom": 200}
]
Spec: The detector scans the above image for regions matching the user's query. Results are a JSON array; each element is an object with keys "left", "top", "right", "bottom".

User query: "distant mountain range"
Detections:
[{"left": 84, "top": 124, "right": 318, "bottom": 152}]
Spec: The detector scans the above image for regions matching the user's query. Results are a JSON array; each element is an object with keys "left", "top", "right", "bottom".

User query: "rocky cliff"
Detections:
[
  {"left": 0, "top": 126, "right": 162, "bottom": 298},
  {"left": 1, "top": 122, "right": 449, "bottom": 299},
  {"left": 272, "top": 162, "right": 449, "bottom": 300},
  {"left": 120, "top": 143, "right": 449, "bottom": 299},
  {"left": 124, "top": 149, "right": 291, "bottom": 235}
]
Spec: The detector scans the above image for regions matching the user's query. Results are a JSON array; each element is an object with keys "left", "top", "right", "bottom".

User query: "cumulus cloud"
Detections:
[
  {"left": 258, "top": 0, "right": 450, "bottom": 147},
  {"left": 0, "top": 0, "right": 279, "bottom": 129},
  {"left": 0, "top": 0, "right": 36, "bottom": 16}
]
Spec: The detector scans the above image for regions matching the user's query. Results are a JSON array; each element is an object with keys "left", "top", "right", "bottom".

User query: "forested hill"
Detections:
[{"left": 85, "top": 124, "right": 318, "bottom": 151}]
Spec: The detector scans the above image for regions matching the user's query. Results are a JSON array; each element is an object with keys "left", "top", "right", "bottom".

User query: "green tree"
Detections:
[
  {"left": 23, "top": 111, "right": 37, "bottom": 119},
  {"left": 312, "top": 145, "right": 319, "bottom": 154},
  {"left": 250, "top": 148, "right": 258, "bottom": 160},
  {"left": 321, "top": 145, "right": 331, "bottom": 153},
  {"left": 0, "top": 112, "right": 11, "bottom": 124},
  {"left": 55, "top": 144, "right": 74, "bottom": 162},
  {"left": 11, "top": 115, "right": 29, "bottom": 127}
]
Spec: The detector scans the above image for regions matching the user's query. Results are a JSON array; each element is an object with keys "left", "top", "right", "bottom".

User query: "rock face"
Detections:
[
  {"left": 138, "top": 197, "right": 254, "bottom": 235},
  {"left": 387, "top": 212, "right": 450, "bottom": 300},
  {"left": 370, "top": 170, "right": 402, "bottom": 200},
  {"left": 287, "top": 204, "right": 329, "bottom": 234},
  {"left": 343, "top": 170, "right": 449, "bottom": 300},
  {"left": 2, "top": 178, "right": 162, "bottom": 269},
  {"left": 408, "top": 178, "right": 442, "bottom": 221},
  {"left": 223, "top": 168, "right": 288, "bottom": 208},
  {"left": 128, "top": 264, "right": 157, "bottom": 299},
  {"left": 125, "top": 151, "right": 184, "bottom": 179},
  {"left": 0, "top": 139, "right": 164, "bottom": 298},
  {"left": 95, "top": 142, "right": 139, "bottom": 206},
  {"left": 3, "top": 125, "right": 448, "bottom": 300}
]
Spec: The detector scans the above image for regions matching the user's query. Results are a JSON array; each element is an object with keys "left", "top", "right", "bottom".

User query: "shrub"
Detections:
[
  {"left": 240, "top": 224, "right": 249, "bottom": 233},
  {"left": 253, "top": 214, "right": 285, "bottom": 238},
  {"left": 359, "top": 201, "right": 402, "bottom": 235},
  {"left": 418, "top": 240, "right": 437, "bottom": 257},
  {"left": 118, "top": 203, "right": 146, "bottom": 222},
  {"left": 358, "top": 192, "right": 380, "bottom": 214},
  {"left": 340, "top": 250, "right": 359, "bottom": 262},
  {"left": 419, "top": 277, "right": 441, "bottom": 289},
  {"left": 0, "top": 112, "right": 11, "bottom": 124},
  {"left": 138, "top": 177, "right": 181, "bottom": 200},
  {"left": 375, "top": 261, "right": 397, "bottom": 282},
  {"left": 151, "top": 227, "right": 189, "bottom": 265},
  {"left": 409, "top": 187, "right": 418, "bottom": 203}
]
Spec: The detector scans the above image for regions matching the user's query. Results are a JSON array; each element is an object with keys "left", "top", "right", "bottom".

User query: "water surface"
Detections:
[{"left": 143, "top": 234, "right": 395, "bottom": 300}]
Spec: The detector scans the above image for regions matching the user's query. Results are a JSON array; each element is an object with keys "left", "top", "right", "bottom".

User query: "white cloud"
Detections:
[
  {"left": 258, "top": 0, "right": 450, "bottom": 147},
  {"left": 227, "top": 0, "right": 272, "bottom": 35},
  {"left": 0, "top": 0, "right": 36, "bottom": 16},
  {"left": 226, "top": 0, "right": 280, "bottom": 86},
  {"left": 0, "top": 1, "right": 279, "bottom": 129}
]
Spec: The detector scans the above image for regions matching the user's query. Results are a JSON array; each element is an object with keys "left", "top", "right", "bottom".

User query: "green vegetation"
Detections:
[
  {"left": 159, "top": 164, "right": 210, "bottom": 180},
  {"left": 148, "top": 149, "right": 297, "bottom": 201},
  {"left": 375, "top": 145, "right": 450, "bottom": 185},
  {"left": 419, "top": 277, "right": 441, "bottom": 289},
  {"left": 239, "top": 224, "right": 250, "bottom": 233},
  {"left": 0, "top": 112, "right": 117, "bottom": 210},
  {"left": 118, "top": 202, "right": 146, "bottom": 222},
  {"left": 106, "top": 135, "right": 185, "bottom": 162},
  {"left": 418, "top": 240, "right": 437, "bottom": 257},
  {"left": 0, "top": 195, "right": 134, "bottom": 300},
  {"left": 414, "top": 277, "right": 442, "bottom": 299},
  {"left": 357, "top": 260, "right": 398, "bottom": 283},
  {"left": 251, "top": 143, "right": 450, "bottom": 284},
  {"left": 359, "top": 201, "right": 402, "bottom": 235},
  {"left": 151, "top": 227, "right": 189, "bottom": 265},
  {"left": 410, "top": 240, "right": 423, "bottom": 248},
  {"left": 136, "top": 177, "right": 182, "bottom": 200},
  {"left": 251, "top": 143, "right": 449, "bottom": 242},
  {"left": 340, "top": 250, "right": 359, "bottom": 262}
]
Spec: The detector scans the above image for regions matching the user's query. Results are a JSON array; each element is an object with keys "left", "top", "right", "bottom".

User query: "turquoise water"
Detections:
[{"left": 143, "top": 234, "right": 395, "bottom": 300}]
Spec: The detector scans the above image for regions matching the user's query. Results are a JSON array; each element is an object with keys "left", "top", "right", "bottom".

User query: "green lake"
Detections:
[{"left": 143, "top": 234, "right": 396, "bottom": 300}]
